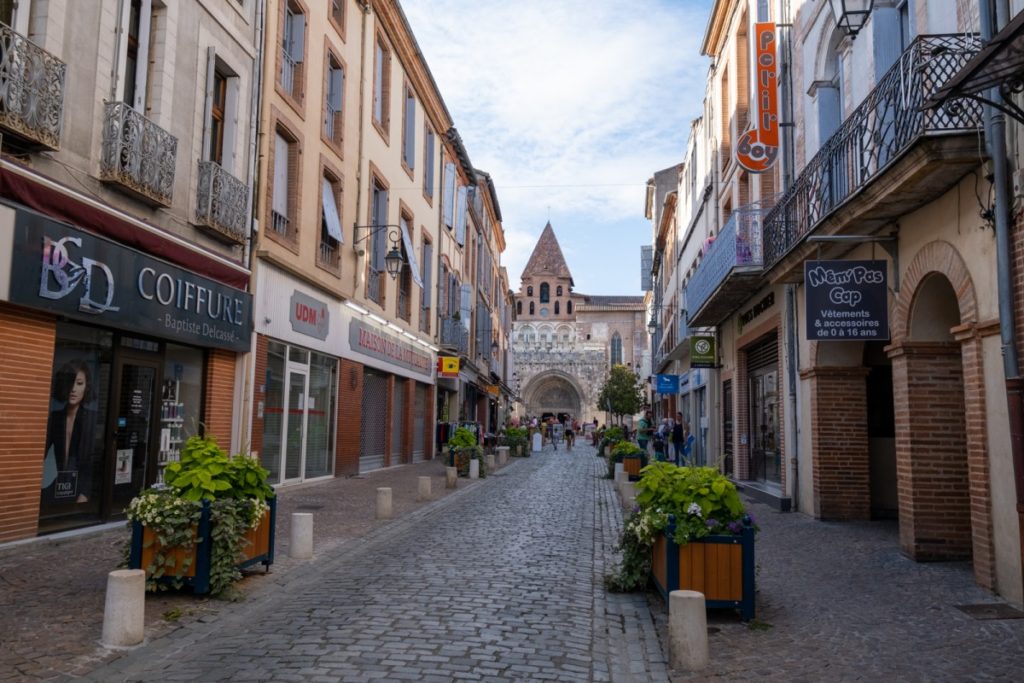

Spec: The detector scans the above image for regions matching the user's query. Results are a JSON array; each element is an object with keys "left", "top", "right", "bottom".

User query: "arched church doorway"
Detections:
[{"left": 523, "top": 371, "right": 583, "bottom": 424}]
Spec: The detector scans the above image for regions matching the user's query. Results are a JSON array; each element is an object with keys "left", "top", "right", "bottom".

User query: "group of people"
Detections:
[
  {"left": 637, "top": 410, "right": 692, "bottom": 466},
  {"left": 526, "top": 415, "right": 587, "bottom": 451}
]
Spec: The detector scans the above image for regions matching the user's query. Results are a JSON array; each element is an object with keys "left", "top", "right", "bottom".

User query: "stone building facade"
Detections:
[{"left": 511, "top": 223, "right": 646, "bottom": 423}]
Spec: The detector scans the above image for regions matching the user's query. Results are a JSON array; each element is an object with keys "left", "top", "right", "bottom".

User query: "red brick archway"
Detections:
[{"left": 887, "top": 241, "right": 995, "bottom": 587}]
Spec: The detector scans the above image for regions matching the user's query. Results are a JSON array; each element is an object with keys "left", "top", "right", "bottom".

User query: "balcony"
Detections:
[
  {"left": 763, "top": 34, "right": 984, "bottom": 280},
  {"left": 439, "top": 315, "right": 469, "bottom": 356},
  {"left": 195, "top": 160, "right": 248, "bottom": 245},
  {"left": 0, "top": 24, "right": 65, "bottom": 150},
  {"left": 686, "top": 206, "right": 766, "bottom": 327},
  {"left": 100, "top": 101, "right": 177, "bottom": 207}
]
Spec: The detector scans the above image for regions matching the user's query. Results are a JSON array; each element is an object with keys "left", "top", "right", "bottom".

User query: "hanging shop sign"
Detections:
[
  {"left": 6, "top": 211, "right": 252, "bottom": 351},
  {"left": 350, "top": 319, "right": 432, "bottom": 376},
  {"left": 289, "top": 290, "right": 330, "bottom": 340},
  {"left": 690, "top": 336, "right": 717, "bottom": 369},
  {"left": 805, "top": 259, "right": 889, "bottom": 341},
  {"left": 437, "top": 356, "right": 460, "bottom": 378},
  {"left": 736, "top": 22, "right": 779, "bottom": 173},
  {"left": 655, "top": 374, "right": 680, "bottom": 394},
  {"left": 485, "top": 384, "right": 500, "bottom": 396}
]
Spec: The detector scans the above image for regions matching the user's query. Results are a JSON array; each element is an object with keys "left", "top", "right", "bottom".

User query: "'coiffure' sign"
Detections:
[
  {"left": 805, "top": 260, "right": 889, "bottom": 341},
  {"left": 8, "top": 212, "right": 252, "bottom": 351}
]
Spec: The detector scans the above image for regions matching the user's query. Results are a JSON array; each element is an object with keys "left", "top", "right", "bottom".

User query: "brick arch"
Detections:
[{"left": 891, "top": 240, "right": 977, "bottom": 341}]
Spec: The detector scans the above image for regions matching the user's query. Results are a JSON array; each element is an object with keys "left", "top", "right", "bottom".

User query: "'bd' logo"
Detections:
[{"left": 694, "top": 339, "right": 711, "bottom": 355}]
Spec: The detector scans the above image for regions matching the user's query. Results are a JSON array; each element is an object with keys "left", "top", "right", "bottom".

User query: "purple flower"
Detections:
[
  {"left": 727, "top": 521, "right": 743, "bottom": 534},
  {"left": 705, "top": 518, "right": 718, "bottom": 529}
]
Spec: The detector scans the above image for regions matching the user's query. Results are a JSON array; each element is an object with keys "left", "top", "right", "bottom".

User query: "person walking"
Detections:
[
  {"left": 672, "top": 412, "right": 685, "bottom": 466},
  {"left": 637, "top": 410, "right": 653, "bottom": 455}
]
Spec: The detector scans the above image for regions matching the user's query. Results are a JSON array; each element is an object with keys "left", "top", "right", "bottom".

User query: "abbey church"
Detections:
[{"left": 512, "top": 223, "right": 648, "bottom": 423}]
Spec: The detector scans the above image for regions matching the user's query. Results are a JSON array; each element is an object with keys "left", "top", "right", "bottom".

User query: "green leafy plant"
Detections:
[
  {"left": 606, "top": 440, "right": 647, "bottom": 478},
  {"left": 498, "top": 426, "right": 529, "bottom": 456},
  {"left": 449, "top": 427, "right": 486, "bottom": 477},
  {"left": 597, "top": 365, "right": 643, "bottom": 423}
]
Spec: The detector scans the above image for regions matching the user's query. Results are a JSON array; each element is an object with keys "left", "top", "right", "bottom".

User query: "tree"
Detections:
[{"left": 598, "top": 364, "right": 643, "bottom": 424}]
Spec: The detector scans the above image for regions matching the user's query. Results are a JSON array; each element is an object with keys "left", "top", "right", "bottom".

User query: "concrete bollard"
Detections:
[
  {"left": 621, "top": 481, "right": 637, "bottom": 510},
  {"left": 418, "top": 475, "right": 432, "bottom": 501},
  {"left": 669, "top": 590, "right": 709, "bottom": 671},
  {"left": 446, "top": 466, "right": 458, "bottom": 488},
  {"left": 376, "top": 487, "right": 393, "bottom": 519},
  {"left": 614, "top": 462, "right": 624, "bottom": 479},
  {"left": 497, "top": 446, "right": 509, "bottom": 466},
  {"left": 101, "top": 569, "right": 146, "bottom": 648},
  {"left": 469, "top": 458, "right": 480, "bottom": 479},
  {"left": 485, "top": 453, "right": 495, "bottom": 471},
  {"left": 290, "top": 512, "right": 314, "bottom": 559}
]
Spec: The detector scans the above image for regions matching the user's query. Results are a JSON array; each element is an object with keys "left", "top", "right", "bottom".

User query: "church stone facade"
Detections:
[{"left": 512, "top": 223, "right": 647, "bottom": 423}]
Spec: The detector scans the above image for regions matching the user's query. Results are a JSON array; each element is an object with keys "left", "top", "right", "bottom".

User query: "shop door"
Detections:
[
  {"left": 749, "top": 367, "right": 780, "bottom": 484},
  {"left": 283, "top": 367, "right": 309, "bottom": 482},
  {"left": 108, "top": 356, "right": 159, "bottom": 516}
]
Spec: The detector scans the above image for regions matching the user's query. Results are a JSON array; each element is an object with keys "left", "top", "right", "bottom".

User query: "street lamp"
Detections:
[
  {"left": 353, "top": 223, "right": 406, "bottom": 280},
  {"left": 827, "top": 0, "right": 874, "bottom": 39},
  {"left": 647, "top": 316, "right": 658, "bottom": 335}
]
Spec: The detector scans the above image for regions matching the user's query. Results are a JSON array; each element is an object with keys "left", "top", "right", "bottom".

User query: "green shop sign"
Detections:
[{"left": 690, "top": 336, "right": 716, "bottom": 369}]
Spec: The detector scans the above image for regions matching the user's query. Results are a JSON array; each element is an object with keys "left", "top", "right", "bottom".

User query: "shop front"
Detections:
[
  {"left": 251, "top": 265, "right": 341, "bottom": 486},
  {"left": 0, "top": 207, "right": 251, "bottom": 538}
]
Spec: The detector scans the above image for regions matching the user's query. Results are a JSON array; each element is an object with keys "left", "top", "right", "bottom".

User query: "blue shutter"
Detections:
[
  {"left": 421, "top": 242, "right": 433, "bottom": 309},
  {"left": 329, "top": 65, "right": 344, "bottom": 111},
  {"left": 404, "top": 90, "right": 416, "bottom": 168},
  {"left": 460, "top": 283, "right": 472, "bottom": 331},
  {"left": 442, "top": 163, "right": 456, "bottom": 228},
  {"left": 455, "top": 185, "right": 468, "bottom": 246},
  {"left": 423, "top": 129, "right": 435, "bottom": 197}
]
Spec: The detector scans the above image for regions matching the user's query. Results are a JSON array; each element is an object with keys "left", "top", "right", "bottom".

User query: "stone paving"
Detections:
[{"left": 81, "top": 443, "right": 667, "bottom": 682}]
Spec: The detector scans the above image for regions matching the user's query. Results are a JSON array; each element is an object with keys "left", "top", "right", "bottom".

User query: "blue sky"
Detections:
[{"left": 402, "top": 0, "right": 714, "bottom": 296}]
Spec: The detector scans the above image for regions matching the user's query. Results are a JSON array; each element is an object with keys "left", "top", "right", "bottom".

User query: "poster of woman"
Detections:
[{"left": 41, "top": 360, "right": 99, "bottom": 504}]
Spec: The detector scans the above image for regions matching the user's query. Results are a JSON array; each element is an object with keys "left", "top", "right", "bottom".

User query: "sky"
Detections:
[{"left": 401, "top": 0, "right": 714, "bottom": 296}]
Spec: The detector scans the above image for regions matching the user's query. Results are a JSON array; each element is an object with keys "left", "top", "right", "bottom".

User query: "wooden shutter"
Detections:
[
  {"left": 442, "top": 162, "right": 456, "bottom": 228},
  {"left": 455, "top": 185, "right": 468, "bottom": 246},
  {"left": 422, "top": 242, "right": 433, "bottom": 309},
  {"left": 272, "top": 133, "right": 289, "bottom": 216},
  {"left": 404, "top": 89, "right": 416, "bottom": 168},
  {"left": 201, "top": 47, "right": 216, "bottom": 162}
]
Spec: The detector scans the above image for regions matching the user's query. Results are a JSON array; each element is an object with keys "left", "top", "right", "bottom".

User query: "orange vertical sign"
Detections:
[
  {"left": 437, "top": 356, "right": 460, "bottom": 378},
  {"left": 736, "top": 23, "right": 779, "bottom": 173}
]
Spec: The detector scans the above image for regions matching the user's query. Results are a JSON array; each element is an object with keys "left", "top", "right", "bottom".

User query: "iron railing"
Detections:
[
  {"left": 440, "top": 315, "right": 469, "bottom": 355},
  {"left": 0, "top": 24, "right": 65, "bottom": 149},
  {"left": 325, "top": 100, "right": 340, "bottom": 141},
  {"left": 101, "top": 101, "right": 177, "bottom": 206},
  {"left": 270, "top": 209, "right": 289, "bottom": 237},
  {"left": 281, "top": 51, "right": 297, "bottom": 97},
  {"left": 195, "top": 160, "right": 248, "bottom": 244},
  {"left": 367, "top": 265, "right": 383, "bottom": 305},
  {"left": 397, "top": 288, "right": 411, "bottom": 321},
  {"left": 318, "top": 240, "right": 338, "bottom": 270},
  {"left": 686, "top": 206, "right": 766, "bottom": 318},
  {"left": 763, "top": 34, "right": 983, "bottom": 269}
]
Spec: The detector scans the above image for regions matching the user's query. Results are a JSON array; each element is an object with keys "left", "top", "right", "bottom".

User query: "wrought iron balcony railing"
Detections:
[
  {"left": 397, "top": 288, "right": 411, "bottom": 322},
  {"left": 101, "top": 101, "right": 177, "bottom": 207},
  {"left": 195, "top": 160, "right": 248, "bottom": 245},
  {"left": 367, "top": 265, "right": 383, "bottom": 305},
  {"left": 0, "top": 24, "right": 65, "bottom": 149},
  {"left": 439, "top": 315, "right": 469, "bottom": 356},
  {"left": 763, "top": 34, "right": 983, "bottom": 269},
  {"left": 685, "top": 206, "right": 765, "bottom": 322}
]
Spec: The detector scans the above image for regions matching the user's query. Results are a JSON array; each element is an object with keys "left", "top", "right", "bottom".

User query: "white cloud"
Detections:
[{"left": 402, "top": 0, "right": 712, "bottom": 293}]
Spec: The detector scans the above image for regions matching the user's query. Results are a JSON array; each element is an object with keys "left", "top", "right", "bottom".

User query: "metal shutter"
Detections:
[
  {"left": 412, "top": 383, "right": 427, "bottom": 462},
  {"left": 359, "top": 369, "right": 388, "bottom": 472},
  {"left": 745, "top": 332, "right": 778, "bottom": 372},
  {"left": 391, "top": 379, "right": 405, "bottom": 466}
]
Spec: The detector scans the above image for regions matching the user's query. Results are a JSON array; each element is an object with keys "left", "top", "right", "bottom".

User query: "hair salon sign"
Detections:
[{"left": 805, "top": 260, "right": 889, "bottom": 341}]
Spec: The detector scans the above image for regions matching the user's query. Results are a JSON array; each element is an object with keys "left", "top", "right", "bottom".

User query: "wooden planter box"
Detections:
[
  {"left": 650, "top": 522, "right": 755, "bottom": 620},
  {"left": 622, "top": 455, "right": 643, "bottom": 480},
  {"left": 130, "top": 495, "right": 277, "bottom": 594}
]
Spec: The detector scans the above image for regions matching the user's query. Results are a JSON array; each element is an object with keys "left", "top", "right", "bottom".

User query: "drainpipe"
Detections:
[
  {"left": 353, "top": 0, "right": 371, "bottom": 294},
  {"left": 981, "top": 0, "right": 1024, "bottom": 599}
]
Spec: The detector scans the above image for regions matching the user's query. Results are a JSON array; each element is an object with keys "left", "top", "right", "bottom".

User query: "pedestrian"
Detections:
[
  {"left": 547, "top": 417, "right": 557, "bottom": 451},
  {"left": 652, "top": 418, "right": 669, "bottom": 462},
  {"left": 672, "top": 412, "right": 685, "bottom": 466},
  {"left": 565, "top": 418, "right": 575, "bottom": 450},
  {"left": 637, "top": 410, "right": 653, "bottom": 455}
]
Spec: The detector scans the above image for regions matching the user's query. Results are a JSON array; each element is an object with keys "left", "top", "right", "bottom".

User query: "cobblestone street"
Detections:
[{"left": 83, "top": 446, "right": 668, "bottom": 682}]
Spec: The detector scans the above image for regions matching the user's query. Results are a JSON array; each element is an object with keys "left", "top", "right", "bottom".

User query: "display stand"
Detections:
[{"left": 157, "top": 378, "right": 184, "bottom": 484}]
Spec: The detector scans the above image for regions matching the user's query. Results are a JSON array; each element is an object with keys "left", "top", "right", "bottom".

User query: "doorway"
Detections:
[{"left": 107, "top": 353, "right": 160, "bottom": 516}]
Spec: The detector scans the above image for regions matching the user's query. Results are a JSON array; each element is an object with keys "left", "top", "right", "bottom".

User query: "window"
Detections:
[
  {"left": 442, "top": 162, "right": 456, "bottom": 228},
  {"left": 330, "top": 0, "right": 345, "bottom": 34},
  {"left": 554, "top": 301, "right": 560, "bottom": 315},
  {"left": 539, "top": 283, "right": 550, "bottom": 303},
  {"left": 454, "top": 185, "right": 468, "bottom": 246},
  {"left": 318, "top": 173, "right": 343, "bottom": 272},
  {"left": 423, "top": 125, "right": 436, "bottom": 199},
  {"left": 270, "top": 130, "right": 298, "bottom": 243},
  {"left": 397, "top": 211, "right": 422, "bottom": 321},
  {"left": 280, "top": 2, "right": 305, "bottom": 102},
  {"left": 402, "top": 84, "right": 416, "bottom": 173},
  {"left": 368, "top": 177, "right": 388, "bottom": 304},
  {"left": 203, "top": 49, "right": 240, "bottom": 172},
  {"left": 122, "top": 0, "right": 160, "bottom": 113},
  {"left": 557, "top": 285, "right": 563, "bottom": 296},
  {"left": 527, "top": 286, "right": 533, "bottom": 297},
  {"left": 516, "top": 301, "right": 522, "bottom": 315},
  {"left": 610, "top": 332, "right": 623, "bottom": 366},
  {"left": 567, "top": 301, "right": 573, "bottom": 315},
  {"left": 898, "top": 0, "right": 913, "bottom": 50},
  {"left": 324, "top": 55, "right": 344, "bottom": 146},
  {"left": 209, "top": 71, "right": 226, "bottom": 164},
  {"left": 420, "top": 239, "right": 433, "bottom": 333},
  {"left": 373, "top": 33, "right": 391, "bottom": 131},
  {"left": 529, "top": 301, "right": 535, "bottom": 315}
]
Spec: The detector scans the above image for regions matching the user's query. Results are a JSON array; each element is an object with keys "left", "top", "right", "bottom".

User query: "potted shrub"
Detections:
[
  {"left": 126, "top": 434, "right": 276, "bottom": 596},
  {"left": 449, "top": 426, "right": 487, "bottom": 477},
  {"left": 606, "top": 463, "right": 757, "bottom": 620},
  {"left": 608, "top": 440, "right": 647, "bottom": 480},
  {"left": 499, "top": 426, "right": 529, "bottom": 457},
  {"left": 598, "top": 425, "right": 625, "bottom": 458}
]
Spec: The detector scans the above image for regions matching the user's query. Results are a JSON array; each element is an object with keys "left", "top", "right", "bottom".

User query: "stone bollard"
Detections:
[
  {"left": 376, "top": 487, "right": 393, "bottom": 519},
  {"left": 418, "top": 475, "right": 432, "bottom": 501},
  {"left": 485, "top": 453, "right": 495, "bottom": 471},
  {"left": 101, "top": 569, "right": 146, "bottom": 648},
  {"left": 446, "top": 466, "right": 458, "bottom": 488},
  {"left": 469, "top": 458, "right": 480, "bottom": 479},
  {"left": 614, "top": 462, "right": 624, "bottom": 480},
  {"left": 621, "top": 481, "right": 637, "bottom": 510},
  {"left": 497, "top": 446, "right": 509, "bottom": 466},
  {"left": 669, "top": 590, "right": 709, "bottom": 671},
  {"left": 290, "top": 512, "right": 314, "bottom": 559}
]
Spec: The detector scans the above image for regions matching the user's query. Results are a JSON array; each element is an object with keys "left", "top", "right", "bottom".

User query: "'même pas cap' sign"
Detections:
[{"left": 805, "top": 259, "right": 889, "bottom": 341}]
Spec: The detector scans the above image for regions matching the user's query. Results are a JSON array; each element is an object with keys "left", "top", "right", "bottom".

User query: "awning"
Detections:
[
  {"left": 925, "top": 12, "right": 1024, "bottom": 112},
  {"left": 399, "top": 218, "right": 423, "bottom": 287},
  {"left": 321, "top": 178, "right": 343, "bottom": 242}
]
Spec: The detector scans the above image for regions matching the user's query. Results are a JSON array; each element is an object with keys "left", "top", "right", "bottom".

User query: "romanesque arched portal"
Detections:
[{"left": 522, "top": 371, "right": 584, "bottom": 420}]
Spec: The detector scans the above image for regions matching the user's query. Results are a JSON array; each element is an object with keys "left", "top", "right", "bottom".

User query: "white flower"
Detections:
[{"left": 687, "top": 503, "right": 703, "bottom": 517}]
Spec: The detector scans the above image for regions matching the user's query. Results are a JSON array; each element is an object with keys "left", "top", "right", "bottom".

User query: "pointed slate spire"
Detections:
[{"left": 522, "top": 222, "right": 573, "bottom": 283}]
